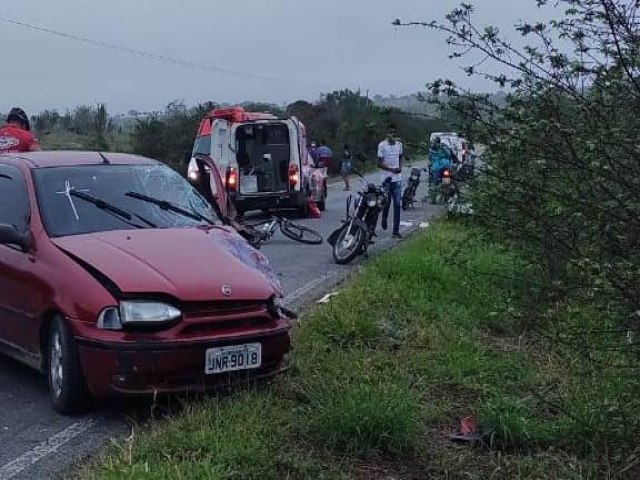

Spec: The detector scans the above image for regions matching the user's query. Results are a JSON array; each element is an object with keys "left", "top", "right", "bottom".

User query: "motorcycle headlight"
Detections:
[
  {"left": 366, "top": 194, "right": 377, "bottom": 207},
  {"left": 97, "top": 301, "right": 182, "bottom": 330}
]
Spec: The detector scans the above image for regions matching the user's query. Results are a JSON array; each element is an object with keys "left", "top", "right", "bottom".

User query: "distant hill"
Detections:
[{"left": 372, "top": 91, "right": 508, "bottom": 115}]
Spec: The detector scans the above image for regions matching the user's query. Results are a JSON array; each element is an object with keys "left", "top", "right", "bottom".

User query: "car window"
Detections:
[
  {"left": 32, "top": 164, "right": 220, "bottom": 237},
  {"left": 0, "top": 165, "right": 30, "bottom": 231}
]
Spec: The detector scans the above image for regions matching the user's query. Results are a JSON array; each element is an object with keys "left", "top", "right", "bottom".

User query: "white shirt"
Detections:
[{"left": 378, "top": 139, "right": 403, "bottom": 182}]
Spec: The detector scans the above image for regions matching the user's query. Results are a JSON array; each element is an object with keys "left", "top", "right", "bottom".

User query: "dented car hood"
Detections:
[{"left": 52, "top": 226, "right": 283, "bottom": 301}]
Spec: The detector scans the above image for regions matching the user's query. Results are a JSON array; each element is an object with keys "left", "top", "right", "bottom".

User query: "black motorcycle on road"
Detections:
[
  {"left": 402, "top": 167, "right": 427, "bottom": 210},
  {"left": 328, "top": 171, "right": 389, "bottom": 265}
]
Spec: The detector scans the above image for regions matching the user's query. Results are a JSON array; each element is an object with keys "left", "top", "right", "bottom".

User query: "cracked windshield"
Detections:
[{"left": 33, "top": 164, "right": 218, "bottom": 236}]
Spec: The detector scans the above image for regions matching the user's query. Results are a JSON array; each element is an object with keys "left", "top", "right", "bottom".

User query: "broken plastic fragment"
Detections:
[
  {"left": 449, "top": 415, "right": 492, "bottom": 444},
  {"left": 317, "top": 292, "right": 340, "bottom": 304}
]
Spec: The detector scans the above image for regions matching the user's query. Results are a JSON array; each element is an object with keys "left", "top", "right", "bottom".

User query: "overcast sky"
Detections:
[{"left": 0, "top": 1, "right": 556, "bottom": 114}]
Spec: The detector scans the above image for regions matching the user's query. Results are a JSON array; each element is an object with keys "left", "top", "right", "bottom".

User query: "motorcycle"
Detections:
[
  {"left": 328, "top": 171, "right": 389, "bottom": 265},
  {"left": 401, "top": 167, "right": 427, "bottom": 210},
  {"left": 429, "top": 167, "right": 459, "bottom": 204}
]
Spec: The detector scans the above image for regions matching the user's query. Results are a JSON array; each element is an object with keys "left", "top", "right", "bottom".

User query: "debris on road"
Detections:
[
  {"left": 317, "top": 292, "right": 340, "bottom": 304},
  {"left": 449, "top": 416, "right": 492, "bottom": 444}
]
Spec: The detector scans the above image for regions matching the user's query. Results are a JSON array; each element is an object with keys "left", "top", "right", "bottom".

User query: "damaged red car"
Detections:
[{"left": 0, "top": 151, "right": 292, "bottom": 414}]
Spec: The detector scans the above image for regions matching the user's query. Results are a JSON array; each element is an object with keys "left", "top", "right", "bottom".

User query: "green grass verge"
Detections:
[{"left": 82, "top": 221, "right": 640, "bottom": 479}]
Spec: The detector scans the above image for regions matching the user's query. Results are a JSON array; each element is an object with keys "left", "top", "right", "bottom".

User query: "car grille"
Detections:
[{"left": 178, "top": 300, "right": 276, "bottom": 337}]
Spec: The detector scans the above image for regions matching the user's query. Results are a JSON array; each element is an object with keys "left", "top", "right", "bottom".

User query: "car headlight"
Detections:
[{"left": 97, "top": 301, "right": 182, "bottom": 330}]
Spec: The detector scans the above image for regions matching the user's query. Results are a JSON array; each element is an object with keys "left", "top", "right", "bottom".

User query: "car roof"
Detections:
[{"left": 0, "top": 151, "right": 160, "bottom": 168}]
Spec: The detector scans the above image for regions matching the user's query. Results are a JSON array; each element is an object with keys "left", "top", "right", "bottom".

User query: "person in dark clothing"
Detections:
[{"left": 341, "top": 144, "right": 352, "bottom": 190}]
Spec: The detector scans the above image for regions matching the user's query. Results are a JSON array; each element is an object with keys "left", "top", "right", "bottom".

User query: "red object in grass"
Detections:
[{"left": 460, "top": 416, "right": 477, "bottom": 436}]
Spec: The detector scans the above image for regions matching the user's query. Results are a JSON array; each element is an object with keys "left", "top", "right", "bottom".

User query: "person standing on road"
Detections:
[
  {"left": 316, "top": 140, "right": 333, "bottom": 169},
  {"left": 378, "top": 125, "right": 403, "bottom": 238},
  {"left": 429, "top": 136, "right": 452, "bottom": 183},
  {"left": 0, "top": 107, "right": 41, "bottom": 154},
  {"left": 309, "top": 141, "right": 318, "bottom": 165},
  {"left": 341, "top": 144, "right": 352, "bottom": 191}
]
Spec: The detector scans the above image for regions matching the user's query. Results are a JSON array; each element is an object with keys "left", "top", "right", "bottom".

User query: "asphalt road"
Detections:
[{"left": 0, "top": 164, "right": 440, "bottom": 480}]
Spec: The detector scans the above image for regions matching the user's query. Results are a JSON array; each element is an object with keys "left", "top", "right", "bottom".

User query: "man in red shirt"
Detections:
[{"left": 0, "top": 107, "right": 40, "bottom": 154}]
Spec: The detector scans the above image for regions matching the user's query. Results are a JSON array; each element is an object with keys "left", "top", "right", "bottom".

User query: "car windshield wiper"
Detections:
[
  {"left": 69, "top": 190, "right": 157, "bottom": 229},
  {"left": 125, "top": 191, "right": 215, "bottom": 225}
]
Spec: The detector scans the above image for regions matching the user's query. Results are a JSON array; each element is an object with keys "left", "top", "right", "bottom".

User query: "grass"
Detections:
[{"left": 82, "top": 220, "right": 640, "bottom": 479}]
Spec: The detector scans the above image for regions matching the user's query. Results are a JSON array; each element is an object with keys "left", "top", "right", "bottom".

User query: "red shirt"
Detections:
[{"left": 0, "top": 125, "right": 40, "bottom": 154}]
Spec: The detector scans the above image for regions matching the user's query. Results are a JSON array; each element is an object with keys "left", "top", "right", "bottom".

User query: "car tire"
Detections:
[
  {"left": 299, "top": 198, "right": 309, "bottom": 218},
  {"left": 48, "top": 316, "right": 92, "bottom": 414}
]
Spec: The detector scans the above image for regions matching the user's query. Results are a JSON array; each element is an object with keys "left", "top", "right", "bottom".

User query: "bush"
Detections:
[{"left": 416, "top": 1, "right": 640, "bottom": 311}]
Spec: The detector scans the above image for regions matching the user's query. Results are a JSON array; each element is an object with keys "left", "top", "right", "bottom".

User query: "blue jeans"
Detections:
[{"left": 382, "top": 181, "right": 402, "bottom": 234}]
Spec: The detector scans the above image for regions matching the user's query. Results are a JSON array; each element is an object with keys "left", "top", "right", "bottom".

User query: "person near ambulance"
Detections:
[
  {"left": 429, "top": 136, "right": 452, "bottom": 183},
  {"left": 316, "top": 140, "right": 333, "bottom": 168},
  {"left": 0, "top": 108, "right": 40, "bottom": 154},
  {"left": 308, "top": 141, "right": 319, "bottom": 166}
]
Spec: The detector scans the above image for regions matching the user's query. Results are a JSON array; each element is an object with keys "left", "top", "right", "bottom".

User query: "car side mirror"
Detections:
[{"left": 0, "top": 224, "right": 31, "bottom": 252}]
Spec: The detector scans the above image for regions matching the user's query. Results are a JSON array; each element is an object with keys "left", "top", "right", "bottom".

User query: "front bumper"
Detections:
[
  {"left": 232, "top": 191, "right": 306, "bottom": 212},
  {"left": 76, "top": 329, "right": 291, "bottom": 397}
]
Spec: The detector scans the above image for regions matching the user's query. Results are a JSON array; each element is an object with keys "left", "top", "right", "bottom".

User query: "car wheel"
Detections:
[
  {"left": 48, "top": 316, "right": 91, "bottom": 414},
  {"left": 299, "top": 197, "right": 310, "bottom": 218}
]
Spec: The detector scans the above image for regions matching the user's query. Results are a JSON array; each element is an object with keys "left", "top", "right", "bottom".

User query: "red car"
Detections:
[{"left": 0, "top": 151, "right": 292, "bottom": 414}]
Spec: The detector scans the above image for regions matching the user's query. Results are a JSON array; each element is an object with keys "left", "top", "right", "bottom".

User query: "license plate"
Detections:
[
  {"left": 442, "top": 177, "right": 451, "bottom": 185},
  {"left": 205, "top": 343, "right": 261, "bottom": 374},
  {"left": 240, "top": 175, "right": 258, "bottom": 193}
]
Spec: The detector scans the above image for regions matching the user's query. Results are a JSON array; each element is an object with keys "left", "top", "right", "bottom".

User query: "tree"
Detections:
[
  {"left": 287, "top": 89, "right": 449, "bottom": 172},
  {"left": 397, "top": 1, "right": 640, "bottom": 463},
  {"left": 397, "top": 1, "right": 640, "bottom": 311},
  {"left": 131, "top": 101, "right": 219, "bottom": 170}
]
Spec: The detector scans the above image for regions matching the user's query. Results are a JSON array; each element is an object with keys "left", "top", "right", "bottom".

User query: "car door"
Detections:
[
  {"left": 211, "top": 119, "right": 231, "bottom": 168},
  {"left": 0, "top": 165, "right": 44, "bottom": 358}
]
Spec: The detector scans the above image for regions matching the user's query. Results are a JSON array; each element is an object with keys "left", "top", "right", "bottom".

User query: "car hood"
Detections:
[{"left": 52, "top": 227, "right": 283, "bottom": 301}]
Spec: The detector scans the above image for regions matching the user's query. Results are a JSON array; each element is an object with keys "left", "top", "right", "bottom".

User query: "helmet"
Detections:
[{"left": 7, "top": 107, "right": 30, "bottom": 131}]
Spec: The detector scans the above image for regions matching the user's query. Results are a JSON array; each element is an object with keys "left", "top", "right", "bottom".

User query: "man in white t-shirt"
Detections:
[{"left": 378, "top": 125, "right": 403, "bottom": 238}]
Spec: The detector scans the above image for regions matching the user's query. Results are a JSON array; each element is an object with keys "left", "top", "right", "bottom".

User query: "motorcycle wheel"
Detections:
[
  {"left": 332, "top": 223, "right": 367, "bottom": 265},
  {"left": 401, "top": 185, "right": 415, "bottom": 211}
]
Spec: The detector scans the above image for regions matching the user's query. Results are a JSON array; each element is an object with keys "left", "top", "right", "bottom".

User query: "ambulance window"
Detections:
[{"left": 193, "top": 135, "right": 211, "bottom": 156}]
